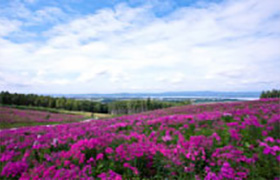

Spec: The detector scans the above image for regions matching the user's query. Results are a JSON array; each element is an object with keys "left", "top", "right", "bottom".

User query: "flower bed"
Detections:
[
  {"left": 0, "top": 107, "right": 85, "bottom": 129},
  {"left": 0, "top": 99, "right": 280, "bottom": 179}
]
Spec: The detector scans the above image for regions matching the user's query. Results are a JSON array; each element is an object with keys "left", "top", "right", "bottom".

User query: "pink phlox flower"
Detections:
[
  {"left": 211, "top": 132, "right": 221, "bottom": 142},
  {"left": 1, "top": 161, "right": 28, "bottom": 177},
  {"left": 52, "top": 138, "right": 58, "bottom": 147},
  {"left": 195, "top": 175, "right": 202, "bottom": 180},
  {"left": 236, "top": 172, "right": 248, "bottom": 179},
  {"left": 219, "top": 162, "right": 235, "bottom": 179},
  {"left": 0, "top": 151, "right": 19, "bottom": 162},
  {"left": 105, "top": 147, "right": 114, "bottom": 154},
  {"left": 262, "top": 130, "right": 268, "bottom": 136},
  {"left": 123, "top": 163, "right": 139, "bottom": 175},
  {"left": 162, "top": 135, "right": 172, "bottom": 142},
  {"left": 87, "top": 157, "right": 94, "bottom": 163},
  {"left": 260, "top": 141, "right": 280, "bottom": 155},
  {"left": 223, "top": 112, "right": 232, "bottom": 117},
  {"left": 123, "top": 162, "right": 130, "bottom": 168},
  {"left": 265, "top": 137, "right": 275, "bottom": 143},
  {"left": 204, "top": 167, "right": 219, "bottom": 180},
  {"left": 96, "top": 153, "right": 104, "bottom": 161},
  {"left": 272, "top": 145, "right": 280, "bottom": 152},
  {"left": 63, "top": 160, "right": 71, "bottom": 167},
  {"left": 97, "top": 172, "right": 107, "bottom": 180},
  {"left": 276, "top": 155, "right": 280, "bottom": 162},
  {"left": 259, "top": 142, "right": 268, "bottom": 147},
  {"left": 227, "top": 122, "right": 239, "bottom": 127},
  {"left": 183, "top": 124, "right": 189, "bottom": 129},
  {"left": 229, "top": 129, "right": 241, "bottom": 141},
  {"left": 108, "top": 170, "right": 122, "bottom": 180}
]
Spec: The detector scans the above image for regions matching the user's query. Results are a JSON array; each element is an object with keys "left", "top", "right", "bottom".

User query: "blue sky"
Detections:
[{"left": 0, "top": 0, "right": 279, "bottom": 93}]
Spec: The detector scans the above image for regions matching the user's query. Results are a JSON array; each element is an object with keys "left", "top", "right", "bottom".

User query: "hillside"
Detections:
[
  {"left": 0, "top": 99, "right": 280, "bottom": 179},
  {"left": 0, "top": 106, "right": 88, "bottom": 129}
]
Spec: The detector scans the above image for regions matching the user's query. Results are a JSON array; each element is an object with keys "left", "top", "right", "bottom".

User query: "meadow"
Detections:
[
  {"left": 0, "top": 107, "right": 86, "bottom": 129},
  {"left": 0, "top": 106, "right": 114, "bottom": 129},
  {"left": 0, "top": 99, "right": 279, "bottom": 179}
]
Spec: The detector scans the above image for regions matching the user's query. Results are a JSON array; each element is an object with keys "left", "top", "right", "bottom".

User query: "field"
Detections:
[
  {"left": 0, "top": 107, "right": 86, "bottom": 129},
  {"left": 0, "top": 105, "right": 114, "bottom": 129},
  {"left": 0, "top": 99, "right": 280, "bottom": 179},
  {"left": 0, "top": 104, "right": 94, "bottom": 116}
]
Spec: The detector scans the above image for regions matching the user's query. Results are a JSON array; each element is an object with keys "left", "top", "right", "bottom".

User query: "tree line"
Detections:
[
  {"left": 0, "top": 91, "right": 108, "bottom": 113},
  {"left": 0, "top": 91, "right": 191, "bottom": 115},
  {"left": 108, "top": 98, "right": 191, "bottom": 115},
  {"left": 260, "top": 89, "right": 280, "bottom": 99}
]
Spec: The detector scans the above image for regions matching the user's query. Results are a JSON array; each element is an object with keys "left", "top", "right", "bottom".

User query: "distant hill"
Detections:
[{"left": 49, "top": 91, "right": 261, "bottom": 100}]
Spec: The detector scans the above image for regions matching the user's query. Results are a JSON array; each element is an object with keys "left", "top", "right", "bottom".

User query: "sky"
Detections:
[{"left": 0, "top": 0, "right": 279, "bottom": 94}]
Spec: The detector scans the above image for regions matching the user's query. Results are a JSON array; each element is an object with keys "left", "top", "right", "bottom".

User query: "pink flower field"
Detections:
[
  {"left": 0, "top": 107, "right": 85, "bottom": 129},
  {"left": 0, "top": 99, "right": 280, "bottom": 179}
]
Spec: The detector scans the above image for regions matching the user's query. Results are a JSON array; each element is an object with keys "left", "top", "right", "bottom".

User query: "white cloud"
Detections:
[
  {"left": 29, "top": 7, "right": 67, "bottom": 25},
  {"left": 0, "top": 1, "right": 68, "bottom": 28},
  {"left": 77, "top": 69, "right": 109, "bottom": 83},
  {"left": 0, "top": 0, "right": 280, "bottom": 93},
  {"left": 0, "top": 18, "right": 22, "bottom": 36}
]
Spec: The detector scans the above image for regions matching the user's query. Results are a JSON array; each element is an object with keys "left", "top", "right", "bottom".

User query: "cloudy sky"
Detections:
[{"left": 0, "top": 0, "right": 279, "bottom": 94}]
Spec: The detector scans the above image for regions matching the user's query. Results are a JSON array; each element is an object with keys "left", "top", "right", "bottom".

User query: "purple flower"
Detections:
[
  {"left": 265, "top": 137, "right": 275, "bottom": 143},
  {"left": 262, "top": 130, "right": 268, "bottom": 136},
  {"left": 108, "top": 170, "right": 122, "bottom": 180},
  {"left": 205, "top": 171, "right": 219, "bottom": 180},
  {"left": 105, "top": 147, "right": 114, "bottom": 154},
  {"left": 123, "top": 163, "right": 139, "bottom": 175},
  {"left": 162, "top": 135, "right": 172, "bottom": 142},
  {"left": 276, "top": 155, "right": 280, "bottom": 162},
  {"left": 97, "top": 172, "right": 107, "bottom": 180},
  {"left": 229, "top": 129, "right": 241, "bottom": 141},
  {"left": 219, "top": 162, "right": 235, "bottom": 179},
  {"left": 211, "top": 132, "right": 221, "bottom": 142},
  {"left": 96, "top": 153, "right": 104, "bottom": 161},
  {"left": 1, "top": 161, "right": 28, "bottom": 177}
]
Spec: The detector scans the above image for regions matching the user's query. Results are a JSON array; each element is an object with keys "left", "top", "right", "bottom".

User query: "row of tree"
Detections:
[
  {"left": 108, "top": 98, "right": 191, "bottom": 115},
  {"left": 260, "top": 89, "right": 280, "bottom": 99},
  {"left": 0, "top": 91, "right": 108, "bottom": 113},
  {"left": 0, "top": 91, "right": 191, "bottom": 115}
]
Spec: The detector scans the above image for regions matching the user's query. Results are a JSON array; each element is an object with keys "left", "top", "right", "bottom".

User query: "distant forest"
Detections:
[
  {"left": 0, "top": 91, "right": 108, "bottom": 113},
  {"left": 0, "top": 92, "right": 191, "bottom": 115},
  {"left": 108, "top": 99, "right": 191, "bottom": 115},
  {"left": 260, "top": 89, "right": 280, "bottom": 98}
]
